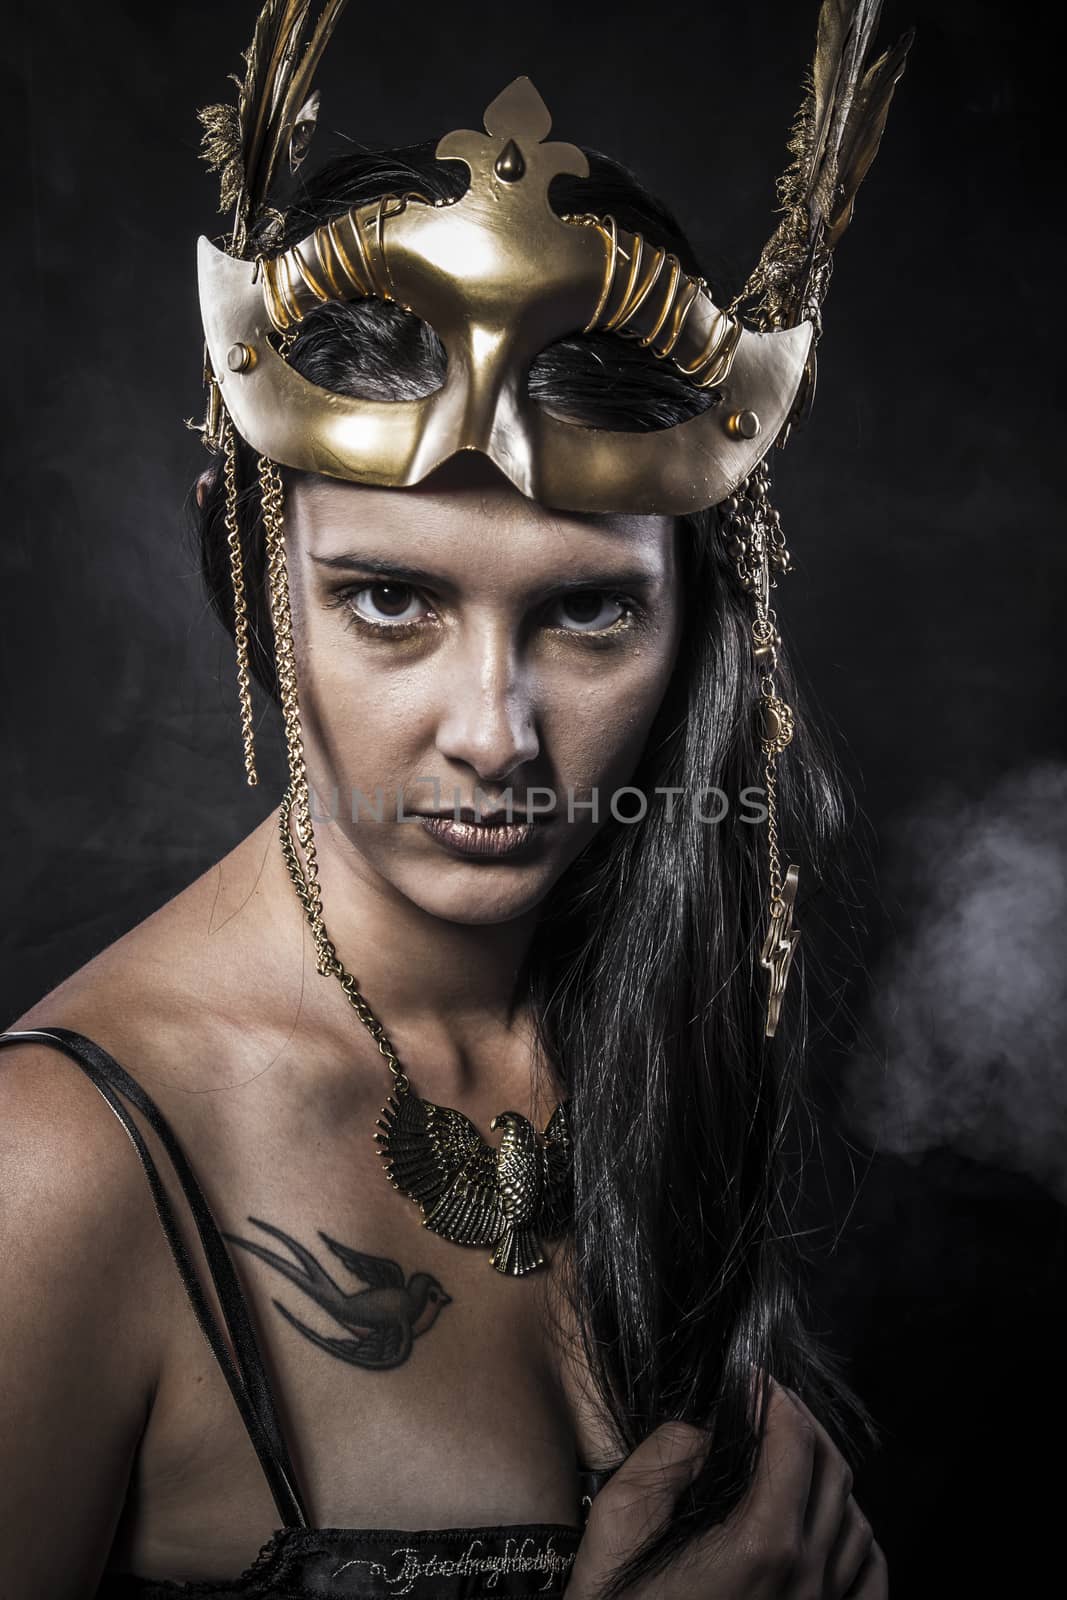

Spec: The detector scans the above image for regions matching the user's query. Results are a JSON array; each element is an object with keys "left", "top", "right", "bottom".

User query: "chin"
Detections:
[{"left": 387, "top": 859, "right": 563, "bottom": 927}]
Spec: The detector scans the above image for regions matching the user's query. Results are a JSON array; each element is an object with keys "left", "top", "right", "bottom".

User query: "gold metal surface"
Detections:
[
  {"left": 762, "top": 693, "right": 795, "bottom": 754},
  {"left": 226, "top": 342, "right": 256, "bottom": 372},
  {"left": 199, "top": 77, "right": 812, "bottom": 515},
  {"left": 725, "top": 409, "right": 761, "bottom": 440},
  {"left": 569, "top": 215, "right": 743, "bottom": 390},
  {"left": 760, "top": 862, "right": 801, "bottom": 1040},
  {"left": 375, "top": 1092, "right": 573, "bottom": 1276},
  {"left": 494, "top": 139, "right": 525, "bottom": 182}
]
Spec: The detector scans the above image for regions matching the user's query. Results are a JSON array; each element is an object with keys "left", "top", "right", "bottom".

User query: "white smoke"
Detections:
[{"left": 844, "top": 762, "right": 1067, "bottom": 1204}]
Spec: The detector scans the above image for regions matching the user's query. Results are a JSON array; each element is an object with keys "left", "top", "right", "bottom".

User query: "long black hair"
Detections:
[{"left": 194, "top": 140, "right": 870, "bottom": 1598}]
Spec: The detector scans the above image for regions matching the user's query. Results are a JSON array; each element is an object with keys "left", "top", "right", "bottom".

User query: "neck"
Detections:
[{"left": 263, "top": 804, "right": 548, "bottom": 1104}]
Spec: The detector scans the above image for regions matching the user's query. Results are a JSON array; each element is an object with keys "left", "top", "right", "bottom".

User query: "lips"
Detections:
[
  {"left": 417, "top": 813, "right": 543, "bottom": 859},
  {"left": 414, "top": 806, "right": 547, "bottom": 825}
]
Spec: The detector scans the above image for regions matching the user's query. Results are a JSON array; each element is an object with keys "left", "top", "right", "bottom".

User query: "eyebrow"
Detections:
[{"left": 310, "top": 551, "right": 662, "bottom": 595}]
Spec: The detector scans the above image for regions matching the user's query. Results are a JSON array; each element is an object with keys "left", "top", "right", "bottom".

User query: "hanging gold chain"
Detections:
[
  {"left": 258, "top": 450, "right": 411, "bottom": 1096},
  {"left": 223, "top": 416, "right": 258, "bottom": 786},
  {"left": 277, "top": 785, "right": 410, "bottom": 1095},
  {"left": 721, "top": 461, "right": 801, "bottom": 1036},
  {"left": 763, "top": 739, "right": 784, "bottom": 911},
  {"left": 258, "top": 451, "right": 318, "bottom": 905}
]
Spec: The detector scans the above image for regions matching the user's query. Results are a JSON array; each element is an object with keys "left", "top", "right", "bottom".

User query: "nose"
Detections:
[{"left": 433, "top": 621, "right": 539, "bottom": 784}]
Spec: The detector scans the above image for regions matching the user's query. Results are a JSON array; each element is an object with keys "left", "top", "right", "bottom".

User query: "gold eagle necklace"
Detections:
[{"left": 277, "top": 786, "right": 573, "bottom": 1276}]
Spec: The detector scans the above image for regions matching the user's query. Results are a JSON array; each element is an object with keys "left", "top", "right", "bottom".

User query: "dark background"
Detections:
[{"left": 4, "top": 1, "right": 1065, "bottom": 1592}]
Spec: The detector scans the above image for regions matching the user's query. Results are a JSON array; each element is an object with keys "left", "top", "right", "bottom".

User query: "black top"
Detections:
[{"left": 0, "top": 1027, "right": 618, "bottom": 1598}]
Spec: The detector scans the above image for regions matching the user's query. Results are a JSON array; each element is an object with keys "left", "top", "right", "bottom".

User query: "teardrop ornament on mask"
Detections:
[{"left": 494, "top": 138, "right": 526, "bottom": 181}]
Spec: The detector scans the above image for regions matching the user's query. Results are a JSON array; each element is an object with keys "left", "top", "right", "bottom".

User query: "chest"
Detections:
[{"left": 107, "top": 1082, "right": 619, "bottom": 1584}]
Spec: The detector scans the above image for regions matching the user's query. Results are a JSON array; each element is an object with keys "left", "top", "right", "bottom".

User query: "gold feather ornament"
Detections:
[
  {"left": 726, "top": 0, "right": 912, "bottom": 1036},
  {"left": 735, "top": 0, "right": 913, "bottom": 375},
  {"left": 197, "top": 0, "right": 350, "bottom": 257}
]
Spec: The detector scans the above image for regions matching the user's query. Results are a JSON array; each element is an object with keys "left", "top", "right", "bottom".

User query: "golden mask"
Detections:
[{"left": 198, "top": 77, "right": 812, "bottom": 515}]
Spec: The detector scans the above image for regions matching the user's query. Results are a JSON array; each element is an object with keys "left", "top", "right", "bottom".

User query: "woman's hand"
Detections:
[{"left": 565, "top": 1381, "right": 885, "bottom": 1598}]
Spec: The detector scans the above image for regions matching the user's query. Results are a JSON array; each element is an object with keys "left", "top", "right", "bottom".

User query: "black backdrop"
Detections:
[{"left": 4, "top": 2, "right": 1065, "bottom": 1593}]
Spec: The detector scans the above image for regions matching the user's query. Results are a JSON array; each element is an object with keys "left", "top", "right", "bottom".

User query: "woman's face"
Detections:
[{"left": 284, "top": 455, "right": 684, "bottom": 926}]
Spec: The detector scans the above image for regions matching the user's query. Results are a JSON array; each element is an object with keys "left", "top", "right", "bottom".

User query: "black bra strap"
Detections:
[{"left": 0, "top": 1027, "right": 308, "bottom": 1529}]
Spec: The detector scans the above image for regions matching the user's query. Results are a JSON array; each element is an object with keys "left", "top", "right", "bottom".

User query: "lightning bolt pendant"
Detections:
[{"left": 760, "top": 861, "right": 801, "bottom": 1038}]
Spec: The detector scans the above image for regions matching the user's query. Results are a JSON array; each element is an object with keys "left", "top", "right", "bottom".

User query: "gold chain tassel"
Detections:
[
  {"left": 759, "top": 685, "right": 800, "bottom": 1038},
  {"left": 222, "top": 414, "right": 258, "bottom": 786},
  {"left": 259, "top": 454, "right": 332, "bottom": 971},
  {"left": 722, "top": 462, "right": 802, "bottom": 1038}
]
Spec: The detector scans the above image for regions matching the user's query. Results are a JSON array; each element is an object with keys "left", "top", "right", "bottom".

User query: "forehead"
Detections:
[{"left": 287, "top": 454, "right": 677, "bottom": 574}]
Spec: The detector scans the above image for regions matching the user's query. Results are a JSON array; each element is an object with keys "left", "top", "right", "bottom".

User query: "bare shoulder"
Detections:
[
  {"left": 0, "top": 1041, "right": 179, "bottom": 1594},
  {"left": 5, "top": 807, "right": 288, "bottom": 1091},
  {"left": 0, "top": 810, "right": 302, "bottom": 1592},
  {"left": 0, "top": 1036, "right": 166, "bottom": 1288},
  {"left": 0, "top": 802, "right": 303, "bottom": 1301}
]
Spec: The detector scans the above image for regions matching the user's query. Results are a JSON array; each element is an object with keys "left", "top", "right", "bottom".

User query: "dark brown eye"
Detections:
[
  {"left": 369, "top": 584, "right": 414, "bottom": 615},
  {"left": 348, "top": 582, "right": 428, "bottom": 626},
  {"left": 553, "top": 592, "right": 627, "bottom": 632}
]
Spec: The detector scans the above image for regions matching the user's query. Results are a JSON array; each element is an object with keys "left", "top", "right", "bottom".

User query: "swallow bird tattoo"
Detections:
[
  {"left": 375, "top": 1094, "right": 573, "bottom": 1276},
  {"left": 223, "top": 1218, "right": 452, "bottom": 1368}
]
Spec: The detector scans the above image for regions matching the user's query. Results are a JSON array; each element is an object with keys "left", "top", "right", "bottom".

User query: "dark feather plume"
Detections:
[
  {"left": 197, "top": 0, "right": 350, "bottom": 256},
  {"left": 735, "top": 0, "right": 912, "bottom": 341}
]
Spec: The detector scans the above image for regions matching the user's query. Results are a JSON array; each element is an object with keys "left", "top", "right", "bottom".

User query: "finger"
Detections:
[
  {"left": 599, "top": 1421, "right": 712, "bottom": 1538},
  {"left": 841, "top": 1534, "right": 887, "bottom": 1599},
  {"left": 745, "top": 1381, "right": 817, "bottom": 1538},
  {"left": 825, "top": 1495, "right": 875, "bottom": 1594},
  {"left": 568, "top": 1423, "right": 714, "bottom": 1600},
  {"left": 786, "top": 1395, "right": 853, "bottom": 1561}
]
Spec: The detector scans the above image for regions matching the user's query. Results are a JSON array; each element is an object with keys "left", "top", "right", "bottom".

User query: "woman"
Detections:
[{"left": 0, "top": 1, "right": 908, "bottom": 1595}]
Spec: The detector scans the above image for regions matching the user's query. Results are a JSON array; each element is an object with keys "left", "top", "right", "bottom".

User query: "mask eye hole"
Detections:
[
  {"left": 284, "top": 299, "right": 448, "bottom": 401},
  {"left": 527, "top": 332, "right": 721, "bottom": 433}
]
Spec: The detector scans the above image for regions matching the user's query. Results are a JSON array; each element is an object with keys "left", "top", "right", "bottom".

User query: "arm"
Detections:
[{"left": 0, "top": 1045, "right": 166, "bottom": 1597}]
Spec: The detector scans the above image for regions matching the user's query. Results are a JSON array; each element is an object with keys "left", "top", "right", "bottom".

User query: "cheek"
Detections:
[
  {"left": 539, "top": 639, "right": 677, "bottom": 785},
  {"left": 303, "top": 662, "right": 432, "bottom": 788},
  {"left": 288, "top": 593, "right": 431, "bottom": 783}
]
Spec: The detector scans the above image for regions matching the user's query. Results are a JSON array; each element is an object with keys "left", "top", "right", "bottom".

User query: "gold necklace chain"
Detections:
[
  {"left": 276, "top": 782, "right": 574, "bottom": 1276},
  {"left": 278, "top": 784, "right": 411, "bottom": 1096}
]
